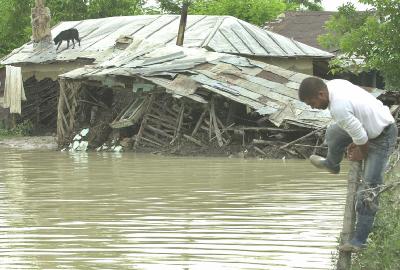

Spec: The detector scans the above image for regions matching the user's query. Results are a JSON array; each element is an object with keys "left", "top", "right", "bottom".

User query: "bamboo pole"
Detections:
[{"left": 337, "top": 161, "right": 362, "bottom": 270}]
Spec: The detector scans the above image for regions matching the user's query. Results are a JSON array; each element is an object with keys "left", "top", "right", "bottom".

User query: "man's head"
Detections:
[{"left": 299, "top": 77, "right": 329, "bottom": 110}]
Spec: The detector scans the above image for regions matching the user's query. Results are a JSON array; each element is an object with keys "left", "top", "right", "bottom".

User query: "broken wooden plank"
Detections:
[
  {"left": 254, "top": 146, "right": 267, "bottom": 156},
  {"left": 279, "top": 126, "right": 326, "bottom": 150},
  {"left": 184, "top": 134, "right": 205, "bottom": 147},
  {"left": 191, "top": 108, "right": 208, "bottom": 137},
  {"left": 224, "top": 126, "right": 303, "bottom": 132},
  {"left": 210, "top": 97, "right": 223, "bottom": 147},
  {"left": 146, "top": 124, "right": 174, "bottom": 139},
  {"left": 174, "top": 102, "right": 185, "bottom": 138},
  {"left": 252, "top": 139, "right": 284, "bottom": 145},
  {"left": 140, "top": 135, "right": 163, "bottom": 147}
]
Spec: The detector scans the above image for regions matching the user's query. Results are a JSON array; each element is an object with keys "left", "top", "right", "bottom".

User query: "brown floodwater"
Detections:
[{"left": 0, "top": 149, "right": 348, "bottom": 270}]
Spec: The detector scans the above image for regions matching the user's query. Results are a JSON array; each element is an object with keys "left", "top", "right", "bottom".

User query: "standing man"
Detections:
[{"left": 298, "top": 77, "right": 397, "bottom": 252}]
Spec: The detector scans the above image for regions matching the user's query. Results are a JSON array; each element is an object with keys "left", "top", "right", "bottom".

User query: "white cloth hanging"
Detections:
[{"left": 3, "top": 65, "right": 26, "bottom": 114}]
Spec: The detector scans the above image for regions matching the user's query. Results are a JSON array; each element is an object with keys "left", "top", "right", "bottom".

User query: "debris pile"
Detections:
[{"left": 56, "top": 41, "right": 390, "bottom": 159}]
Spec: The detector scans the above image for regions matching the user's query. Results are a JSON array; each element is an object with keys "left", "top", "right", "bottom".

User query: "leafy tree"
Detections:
[
  {"left": 0, "top": 0, "right": 148, "bottom": 59},
  {"left": 156, "top": 0, "right": 322, "bottom": 25},
  {"left": 318, "top": 1, "right": 400, "bottom": 90},
  {"left": 286, "top": 0, "right": 322, "bottom": 11},
  {"left": 86, "top": 0, "right": 145, "bottom": 18},
  {"left": 47, "top": 0, "right": 89, "bottom": 22},
  {"left": 191, "top": 0, "right": 286, "bottom": 26},
  {"left": 157, "top": 0, "right": 185, "bottom": 14},
  {"left": 0, "top": 0, "right": 32, "bottom": 58}
]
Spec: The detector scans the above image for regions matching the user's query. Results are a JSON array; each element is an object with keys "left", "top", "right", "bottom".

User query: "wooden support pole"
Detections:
[
  {"left": 211, "top": 99, "right": 223, "bottom": 147},
  {"left": 191, "top": 108, "right": 207, "bottom": 137},
  {"left": 57, "top": 81, "right": 67, "bottom": 144},
  {"left": 337, "top": 161, "right": 362, "bottom": 270},
  {"left": 209, "top": 100, "right": 213, "bottom": 141},
  {"left": 68, "top": 83, "right": 79, "bottom": 134},
  {"left": 174, "top": 102, "right": 185, "bottom": 138},
  {"left": 176, "top": 1, "right": 189, "bottom": 46},
  {"left": 134, "top": 95, "right": 154, "bottom": 149}
]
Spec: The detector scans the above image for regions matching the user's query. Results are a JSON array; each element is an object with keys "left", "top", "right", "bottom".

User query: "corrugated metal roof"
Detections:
[
  {"left": 1, "top": 15, "right": 333, "bottom": 65},
  {"left": 60, "top": 40, "right": 334, "bottom": 128}
]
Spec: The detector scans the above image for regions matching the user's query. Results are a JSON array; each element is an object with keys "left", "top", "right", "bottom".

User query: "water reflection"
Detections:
[{"left": 0, "top": 150, "right": 347, "bottom": 269}]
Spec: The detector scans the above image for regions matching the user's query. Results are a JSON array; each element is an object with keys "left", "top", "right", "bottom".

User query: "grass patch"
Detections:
[
  {"left": 0, "top": 121, "right": 33, "bottom": 138},
  {"left": 351, "top": 164, "right": 400, "bottom": 270}
]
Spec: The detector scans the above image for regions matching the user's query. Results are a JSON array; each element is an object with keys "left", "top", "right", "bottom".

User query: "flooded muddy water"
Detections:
[{"left": 0, "top": 150, "right": 348, "bottom": 270}]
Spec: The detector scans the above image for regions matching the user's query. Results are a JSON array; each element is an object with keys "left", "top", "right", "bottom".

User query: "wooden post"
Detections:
[
  {"left": 337, "top": 160, "right": 362, "bottom": 270},
  {"left": 176, "top": 1, "right": 189, "bottom": 46}
]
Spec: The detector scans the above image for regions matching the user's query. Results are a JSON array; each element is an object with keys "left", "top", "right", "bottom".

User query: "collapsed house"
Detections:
[
  {"left": 56, "top": 38, "right": 340, "bottom": 158},
  {"left": 2, "top": 13, "right": 392, "bottom": 158},
  {"left": 0, "top": 15, "right": 333, "bottom": 135}
]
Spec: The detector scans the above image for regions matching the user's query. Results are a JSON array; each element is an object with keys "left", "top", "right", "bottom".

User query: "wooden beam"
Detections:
[
  {"left": 134, "top": 95, "right": 155, "bottom": 149},
  {"left": 191, "top": 108, "right": 208, "bottom": 137},
  {"left": 279, "top": 126, "right": 326, "bottom": 150},
  {"left": 211, "top": 99, "right": 223, "bottom": 147},
  {"left": 184, "top": 134, "right": 205, "bottom": 147}
]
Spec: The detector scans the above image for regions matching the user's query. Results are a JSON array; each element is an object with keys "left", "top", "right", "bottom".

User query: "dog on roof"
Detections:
[{"left": 53, "top": 28, "right": 81, "bottom": 50}]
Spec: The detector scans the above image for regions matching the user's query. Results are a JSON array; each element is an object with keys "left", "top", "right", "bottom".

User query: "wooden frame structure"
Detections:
[{"left": 57, "top": 78, "right": 81, "bottom": 144}]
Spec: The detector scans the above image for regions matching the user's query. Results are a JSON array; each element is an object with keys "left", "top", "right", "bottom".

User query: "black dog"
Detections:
[{"left": 54, "top": 28, "right": 81, "bottom": 50}]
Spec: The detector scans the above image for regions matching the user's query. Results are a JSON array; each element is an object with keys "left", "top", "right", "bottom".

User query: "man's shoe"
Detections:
[
  {"left": 339, "top": 242, "right": 365, "bottom": 252},
  {"left": 309, "top": 155, "right": 340, "bottom": 174}
]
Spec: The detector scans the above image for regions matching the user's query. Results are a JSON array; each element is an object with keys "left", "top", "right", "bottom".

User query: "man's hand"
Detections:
[{"left": 347, "top": 142, "right": 368, "bottom": 161}]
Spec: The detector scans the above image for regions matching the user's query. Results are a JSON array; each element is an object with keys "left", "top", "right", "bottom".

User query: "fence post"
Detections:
[{"left": 337, "top": 160, "right": 362, "bottom": 270}]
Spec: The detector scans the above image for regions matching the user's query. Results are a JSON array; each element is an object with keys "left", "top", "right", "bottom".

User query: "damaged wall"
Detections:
[{"left": 21, "top": 77, "right": 59, "bottom": 132}]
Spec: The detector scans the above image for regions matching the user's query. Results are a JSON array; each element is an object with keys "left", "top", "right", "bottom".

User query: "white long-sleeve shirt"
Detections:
[{"left": 327, "top": 79, "right": 394, "bottom": 145}]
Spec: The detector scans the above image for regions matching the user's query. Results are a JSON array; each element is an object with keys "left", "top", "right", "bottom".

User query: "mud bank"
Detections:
[{"left": 0, "top": 136, "right": 57, "bottom": 150}]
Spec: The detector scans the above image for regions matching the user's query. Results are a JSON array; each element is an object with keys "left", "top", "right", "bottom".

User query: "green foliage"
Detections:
[
  {"left": 157, "top": 0, "right": 185, "bottom": 14},
  {"left": 0, "top": 0, "right": 148, "bottom": 59},
  {"left": 0, "top": 0, "right": 32, "bottom": 58},
  {"left": 286, "top": 0, "right": 322, "bottom": 11},
  {"left": 351, "top": 189, "right": 400, "bottom": 269},
  {"left": 156, "top": 0, "right": 322, "bottom": 15},
  {"left": 0, "top": 121, "right": 34, "bottom": 137},
  {"left": 350, "top": 155, "right": 400, "bottom": 270},
  {"left": 318, "top": 1, "right": 400, "bottom": 90},
  {"left": 47, "top": 0, "right": 89, "bottom": 22},
  {"left": 191, "top": 0, "right": 287, "bottom": 26}
]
